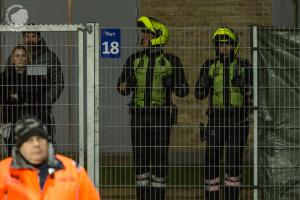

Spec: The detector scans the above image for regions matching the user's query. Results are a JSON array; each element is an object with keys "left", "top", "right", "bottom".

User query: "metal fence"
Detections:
[
  {"left": 1, "top": 24, "right": 299, "bottom": 200},
  {"left": 256, "top": 27, "right": 300, "bottom": 200},
  {"left": 0, "top": 24, "right": 86, "bottom": 167},
  {"left": 98, "top": 25, "right": 255, "bottom": 200},
  {"left": 98, "top": 25, "right": 300, "bottom": 200},
  {"left": 0, "top": 23, "right": 104, "bottom": 193}
]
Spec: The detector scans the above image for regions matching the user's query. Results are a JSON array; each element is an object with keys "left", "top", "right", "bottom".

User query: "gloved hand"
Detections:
[
  {"left": 199, "top": 123, "right": 207, "bottom": 141},
  {"left": 202, "top": 76, "right": 213, "bottom": 88},
  {"left": 126, "top": 76, "right": 137, "bottom": 88},
  {"left": 231, "top": 75, "right": 243, "bottom": 87},
  {"left": 162, "top": 75, "right": 173, "bottom": 88},
  {"left": 8, "top": 93, "right": 19, "bottom": 104}
]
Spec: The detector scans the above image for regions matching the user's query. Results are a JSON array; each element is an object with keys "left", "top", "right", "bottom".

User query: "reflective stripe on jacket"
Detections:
[
  {"left": 208, "top": 59, "right": 244, "bottom": 107},
  {"left": 133, "top": 54, "right": 172, "bottom": 107}
]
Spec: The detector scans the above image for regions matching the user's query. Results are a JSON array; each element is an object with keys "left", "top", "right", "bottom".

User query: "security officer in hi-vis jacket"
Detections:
[
  {"left": 195, "top": 27, "right": 252, "bottom": 200},
  {"left": 117, "top": 16, "right": 189, "bottom": 200}
]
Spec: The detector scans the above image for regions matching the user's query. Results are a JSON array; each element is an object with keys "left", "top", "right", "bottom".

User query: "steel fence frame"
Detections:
[
  {"left": 97, "top": 25, "right": 256, "bottom": 199},
  {"left": 4, "top": 24, "right": 298, "bottom": 199},
  {"left": 0, "top": 23, "right": 90, "bottom": 178},
  {"left": 252, "top": 25, "right": 259, "bottom": 200}
]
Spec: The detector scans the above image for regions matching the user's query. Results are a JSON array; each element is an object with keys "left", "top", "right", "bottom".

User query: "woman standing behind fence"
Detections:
[{"left": 0, "top": 45, "right": 48, "bottom": 155}]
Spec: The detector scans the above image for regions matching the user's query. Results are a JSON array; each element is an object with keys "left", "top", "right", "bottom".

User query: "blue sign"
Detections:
[{"left": 101, "top": 28, "right": 121, "bottom": 58}]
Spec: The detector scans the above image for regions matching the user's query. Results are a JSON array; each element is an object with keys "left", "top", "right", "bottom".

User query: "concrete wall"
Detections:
[
  {"left": 272, "top": 0, "right": 294, "bottom": 26},
  {"left": 272, "top": 0, "right": 300, "bottom": 27}
]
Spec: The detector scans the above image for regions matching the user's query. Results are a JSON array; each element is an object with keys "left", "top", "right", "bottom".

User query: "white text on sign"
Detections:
[{"left": 105, "top": 31, "right": 116, "bottom": 37}]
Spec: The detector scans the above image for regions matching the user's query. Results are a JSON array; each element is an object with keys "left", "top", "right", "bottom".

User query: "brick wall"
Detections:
[
  {"left": 138, "top": 0, "right": 272, "bottom": 152},
  {"left": 139, "top": 0, "right": 272, "bottom": 26}
]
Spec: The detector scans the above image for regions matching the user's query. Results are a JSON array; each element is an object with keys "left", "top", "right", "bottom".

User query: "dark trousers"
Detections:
[
  {"left": 205, "top": 116, "right": 249, "bottom": 200},
  {"left": 131, "top": 109, "right": 171, "bottom": 200}
]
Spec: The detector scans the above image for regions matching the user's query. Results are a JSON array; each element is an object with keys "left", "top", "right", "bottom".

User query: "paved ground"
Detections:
[{"left": 100, "top": 187, "right": 255, "bottom": 200}]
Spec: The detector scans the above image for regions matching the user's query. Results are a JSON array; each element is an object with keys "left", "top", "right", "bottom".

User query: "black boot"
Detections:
[
  {"left": 136, "top": 186, "right": 151, "bottom": 200},
  {"left": 224, "top": 187, "right": 240, "bottom": 200},
  {"left": 151, "top": 175, "right": 166, "bottom": 200},
  {"left": 205, "top": 191, "right": 220, "bottom": 200},
  {"left": 136, "top": 172, "right": 151, "bottom": 200},
  {"left": 151, "top": 187, "right": 165, "bottom": 200}
]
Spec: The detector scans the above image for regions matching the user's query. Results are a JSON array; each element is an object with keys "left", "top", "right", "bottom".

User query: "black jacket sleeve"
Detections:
[
  {"left": 165, "top": 54, "right": 189, "bottom": 98},
  {"left": 239, "top": 59, "right": 253, "bottom": 108},
  {"left": 195, "top": 60, "right": 212, "bottom": 100},
  {"left": 0, "top": 72, "right": 6, "bottom": 104},
  {"left": 0, "top": 69, "right": 15, "bottom": 104},
  {"left": 117, "top": 54, "right": 136, "bottom": 96},
  {"left": 0, "top": 69, "right": 22, "bottom": 105},
  {"left": 46, "top": 51, "right": 64, "bottom": 104}
]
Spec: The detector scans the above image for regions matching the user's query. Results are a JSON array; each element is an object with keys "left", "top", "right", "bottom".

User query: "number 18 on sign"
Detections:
[{"left": 101, "top": 28, "right": 121, "bottom": 58}]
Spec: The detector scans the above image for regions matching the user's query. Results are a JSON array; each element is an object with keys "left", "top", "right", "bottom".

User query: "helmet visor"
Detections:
[{"left": 214, "top": 34, "right": 237, "bottom": 47}]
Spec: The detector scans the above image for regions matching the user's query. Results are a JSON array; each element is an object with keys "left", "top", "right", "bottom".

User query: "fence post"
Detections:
[
  {"left": 86, "top": 22, "right": 96, "bottom": 184},
  {"left": 94, "top": 23, "right": 100, "bottom": 189},
  {"left": 78, "top": 27, "right": 85, "bottom": 168},
  {"left": 252, "top": 25, "right": 259, "bottom": 200}
]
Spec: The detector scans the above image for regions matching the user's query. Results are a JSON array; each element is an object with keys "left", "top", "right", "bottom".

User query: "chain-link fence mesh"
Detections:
[
  {"left": 257, "top": 27, "right": 300, "bottom": 200},
  {"left": 0, "top": 26, "right": 83, "bottom": 163},
  {"left": 2, "top": 24, "right": 300, "bottom": 200},
  {"left": 99, "top": 26, "right": 254, "bottom": 200}
]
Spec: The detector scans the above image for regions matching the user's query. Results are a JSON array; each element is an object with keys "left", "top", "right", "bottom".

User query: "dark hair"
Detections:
[{"left": 22, "top": 23, "right": 41, "bottom": 38}]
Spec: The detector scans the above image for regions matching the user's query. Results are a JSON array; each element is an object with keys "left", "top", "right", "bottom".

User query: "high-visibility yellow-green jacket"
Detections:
[
  {"left": 117, "top": 49, "right": 189, "bottom": 108},
  {"left": 195, "top": 58, "right": 252, "bottom": 112}
]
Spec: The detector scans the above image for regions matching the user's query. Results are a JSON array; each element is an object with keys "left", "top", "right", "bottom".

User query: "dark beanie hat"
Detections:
[{"left": 14, "top": 116, "right": 48, "bottom": 147}]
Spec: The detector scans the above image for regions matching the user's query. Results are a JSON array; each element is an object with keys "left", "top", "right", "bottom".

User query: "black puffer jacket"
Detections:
[
  {"left": 0, "top": 67, "right": 48, "bottom": 124},
  {"left": 29, "top": 38, "right": 64, "bottom": 103}
]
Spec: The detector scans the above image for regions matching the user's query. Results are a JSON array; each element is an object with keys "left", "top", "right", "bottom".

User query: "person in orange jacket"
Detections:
[{"left": 0, "top": 115, "right": 100, "bottom": 200}]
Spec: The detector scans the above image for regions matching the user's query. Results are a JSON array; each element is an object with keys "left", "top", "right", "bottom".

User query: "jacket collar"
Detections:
[
  {"left": 11, "top": 143, "right": 62, "bottom": 170},
  {"left": 141, "top": 47, "right": 164, "bottom": 56}
]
